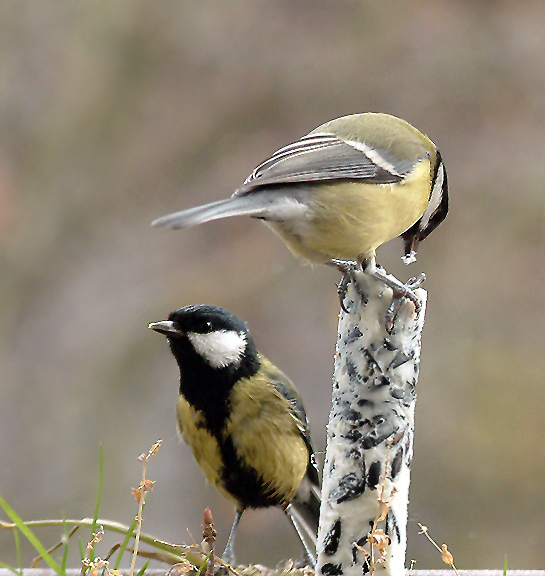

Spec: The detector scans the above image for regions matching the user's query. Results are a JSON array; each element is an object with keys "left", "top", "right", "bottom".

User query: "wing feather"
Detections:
[
  {"left": 264, "top": 366, "right": 320, "bottom": 488},
  {"left": 235, "top": 133, "right": 418, "bottom": 196}
]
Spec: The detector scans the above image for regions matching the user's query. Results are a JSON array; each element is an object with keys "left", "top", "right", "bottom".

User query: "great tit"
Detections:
[
  {"left": 149, "top": 305, "right": 320, "bottom": 565},
  {"left": 152, "top": 113, "right": 448, "bottom": 305}
]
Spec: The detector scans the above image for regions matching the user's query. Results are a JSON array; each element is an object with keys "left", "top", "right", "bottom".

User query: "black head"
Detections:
[
  {"left": 149, "top": 305, "right": 257, "bottom": 373},
  {"left": 149, "top": 306, "right": 261, "bottom": 427},
  {"left": 153, "top": 304, "right": 249, "bottom": 336},
  {"left": 401, "top": 150, "right": 449, "bottom": 260}
]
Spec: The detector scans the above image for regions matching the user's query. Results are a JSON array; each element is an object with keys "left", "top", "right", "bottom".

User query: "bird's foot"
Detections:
[
  {"left": 295, "top": 550, "right": 316, "bottom": 568},
  {"left": 406, "top": 272, "right": 426, "bottom": 289},
  {"left": 328, "top": 259, "right": 425, "bottom": 328},
  {"left": 328, "top": 259, "right": 360, "bottom": 313},
  {"left": 374, "top": 269, "right": 426, "bottom": 332}
]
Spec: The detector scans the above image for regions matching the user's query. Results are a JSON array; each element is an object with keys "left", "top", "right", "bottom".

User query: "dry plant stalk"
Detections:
[
  {"left": 31, "top": 524, "right": 79, "bottom": 567},
  {"left": 166, "top": 559, "right": 196, "bottom": 576},
  {"left": 353, "top": 446, "right": 397, "bottom": 574},
  {"left": 201, "top": 508, "right": 217, "bottom": 575},
  {"left": 128, "top": 439, "right": 162, "bottom": 576},
  {"left": 81, "top": 526, "right": 122, "bottom": 576},
  {"left": 417, "top": 523, "right": 459, "bottom": 575},
  {"left": 79, "top": 440, "right": 162, "bottom": 576}
]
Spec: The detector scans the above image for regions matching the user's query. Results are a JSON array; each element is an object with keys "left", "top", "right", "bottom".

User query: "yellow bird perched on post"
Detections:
[{"left": 152, "top": 113, "right": 448, "bottom": 306}]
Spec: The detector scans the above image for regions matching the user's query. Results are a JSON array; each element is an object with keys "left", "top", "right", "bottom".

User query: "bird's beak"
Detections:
[{"left": 148, "top": 320, "right": 181, "bottom": 337}]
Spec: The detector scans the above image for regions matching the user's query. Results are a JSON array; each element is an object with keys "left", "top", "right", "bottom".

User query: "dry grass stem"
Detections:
[
  {"left": 81, "top": 526, "right": 110, "bottom": 576},
  {"left": 129, "top": 439, "right": 162, "bottom": 576},
  {"left": 352, "top": 443, "right": 397, "bottom": 574},
  {"left": 201, "top": 508, "right": 217, "bottom": 575},
  {"left": 31, "top": 524, "right": 80, "bottom": 567},
  {"left": 166, "top": 559, "right": 196, "bottom": 576},
  {"left": 418, "top": 523, "right": 459, "bottom": 575}
]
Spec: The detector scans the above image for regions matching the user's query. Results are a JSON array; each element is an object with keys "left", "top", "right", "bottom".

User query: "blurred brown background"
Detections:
[{"left": 1, "top": 0, "right": 545, "bottom": 569}]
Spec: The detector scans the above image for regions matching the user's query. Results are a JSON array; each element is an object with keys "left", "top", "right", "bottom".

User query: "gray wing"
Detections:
[
  {"left": 235, "top": 133, "right": 417, "bottom": 196},
  {"left": 267, "top": 371, "right": 321, "bottom": 539},
  {"left": 266, "top": 370, "right": 320, "bottom": 487}
]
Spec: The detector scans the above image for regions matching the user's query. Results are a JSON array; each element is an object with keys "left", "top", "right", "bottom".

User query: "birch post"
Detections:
[{"left": 316, "top": 268, "right": 427, "bottom": 576}]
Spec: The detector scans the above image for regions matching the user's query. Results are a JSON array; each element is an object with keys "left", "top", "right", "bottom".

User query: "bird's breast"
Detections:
[
  {"left": 265, "top": 161, "right": 432, "bottom": 262},
  {"left": 226, "top": 375, "right": 309, "bottom": 505},
  {"left": 176, "top": 395, "right": 227, "bottom": 496},
  {"left": 176, "top": 389, "right": 308, "bottom": 509}
]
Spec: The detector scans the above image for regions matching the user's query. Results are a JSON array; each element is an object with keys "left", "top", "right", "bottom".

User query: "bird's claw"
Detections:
[
  {"left": 406, "top": 272, "right": 426, "bottom": 289},
  {"left": 329, "top": 259, "right": 424, "bottom": 326},
  {"left": 337, "top": 274, "right": 350, "bottom": 313},
  {"left": 384, "top": 281, "right": 424, "bottom": 333},
  {"left": 329, "top": 259, "right": 359, "bottom": 313}
]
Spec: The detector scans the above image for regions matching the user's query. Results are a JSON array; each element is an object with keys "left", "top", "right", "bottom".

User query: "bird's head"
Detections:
[{"left": 149, "top": 305, "right": 255, "bottom": 371}]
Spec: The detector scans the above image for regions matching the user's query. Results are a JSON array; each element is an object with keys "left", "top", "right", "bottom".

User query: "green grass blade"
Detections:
[
  {"left": 113, "top": 517, "right": 138, "bottom": 570},
  {"left": 0, "top": 561, "right": 23, "bottom": 576},
  {"left": 78, "top": 537, "right": 85, "bottom": 560},
  {"left": 0, "top": 494, "right": 64, "bottom": 575},
  {"left": 503, "top": 553, "right": 508, "bottom": 575},
  {"left": 136, "top": 559, "right": 150, "bottom": 576},
  {"left": 2, "top": 516, "right": 190, "bottom": 565},
  {"left": 195, "top": 551, "right": 213, "bottom": 576},
  {"left": 90, "top": 444, "right": 104, "bottom": 563},
  {"left": 13, "top": 526, "right": 22, "bottom": 571},
  {"left": 61, "top": 513, "right": 70, "bottom": 571}
]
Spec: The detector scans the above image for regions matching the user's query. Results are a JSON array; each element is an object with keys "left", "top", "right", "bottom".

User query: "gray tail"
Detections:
[
  {"left": 284, "top": 469, "right": 321, "bottom": 565},
  {"left": 151, "top": 197, "right": 267, "bottom": 229},
  {"left": 289, "top": 463, "right": 321, "bottom": 547}
]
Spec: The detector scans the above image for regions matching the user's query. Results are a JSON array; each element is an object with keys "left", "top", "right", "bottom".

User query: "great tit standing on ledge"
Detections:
[
  {"left": 149, "top": 305, "right": 320, "bottom": 565},
  {"left": 152, "top": 113, "right": 448, "bottom": 307}
]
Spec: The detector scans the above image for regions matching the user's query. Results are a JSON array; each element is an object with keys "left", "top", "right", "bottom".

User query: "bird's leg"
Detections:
[
  {"left": 358, "top": 255, "right": 425, "bottom": 331},
  {"left": 284, "top": 503, "right": 317, "bottom": 567},
  {"left": 222, "top": 509, "right": 243, "bottom": 566},
  {"left": 327, "top": 259, "right": 359, "bottom": 313},
  {"left": 327, "top": 257, "right": 425, "bottom": 324},
  {"left": 359, "top": 256, "right": 424, "bottom": 312}
]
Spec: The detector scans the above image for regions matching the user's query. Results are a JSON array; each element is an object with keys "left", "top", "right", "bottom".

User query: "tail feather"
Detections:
[
  {"left": 290, "top": 469, "right": 321, "bottom": 546},
  {"left": 151, "top": 197, "right": 269, "bottom": 229}
]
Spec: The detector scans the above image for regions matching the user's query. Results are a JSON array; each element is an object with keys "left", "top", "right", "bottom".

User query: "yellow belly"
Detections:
[
  {"left": 176, "top": 361, "right": 309, "bottom": 506},
  {"left": 227, "top": 363, "right": 309, "bottom": 503},
  {"left": 176, "top": 397, "right": 229, "bottom": 498},
  {"left": 268, "top": 160, "right": 432, "bottom": 262}
]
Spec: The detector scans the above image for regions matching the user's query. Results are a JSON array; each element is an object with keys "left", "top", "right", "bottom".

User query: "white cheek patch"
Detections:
[
  {"left": 419, "top": 161, "right": 445, "bottom": 230},
  {"left": 187, "top": 330, "right": 247, "bottom": 369}
]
